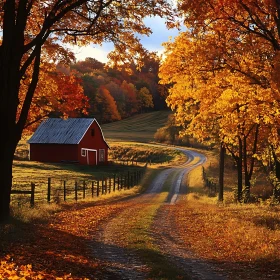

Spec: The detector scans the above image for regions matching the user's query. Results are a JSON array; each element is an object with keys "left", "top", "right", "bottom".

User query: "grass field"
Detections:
[{"left": 102, "top": 110, "right": 171, "bottom": 142}]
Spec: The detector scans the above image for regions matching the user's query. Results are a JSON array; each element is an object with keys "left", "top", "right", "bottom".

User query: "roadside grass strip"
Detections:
[
  {"left": 119, "top": 193, "right": 185, "bottom": 279},
  {"left": 173, "top": 198, "right": 280, "bottom": 280}
]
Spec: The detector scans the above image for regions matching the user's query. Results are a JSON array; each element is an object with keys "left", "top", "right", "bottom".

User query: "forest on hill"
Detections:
[
  {"left": 69, "top": 54, "right": 167, "bottom": 123},
  {"left": 23, "top": 53, "right": 168, "bottom": 134}
]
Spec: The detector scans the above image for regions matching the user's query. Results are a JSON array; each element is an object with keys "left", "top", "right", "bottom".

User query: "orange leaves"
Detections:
[
  {"left": 0, "top": 202, "right": 130, "bottom": 279},
  {"left": 94, "top": 85, "right": 121, "bottom": 123},
  {"left": 160, "top": 1, "right": 280, "bottom": 172},
  {"left": 1, "top": 256, "right": 49, "bottom": 279},
  {"left": 21, "top": 68, "right": 89, "bottom": 134},
  {"left": 53, "top": 72, "right": 89, "bottom": 118},
  {"left": 173, "top": 199, "right": 280, "bottom": 268}
]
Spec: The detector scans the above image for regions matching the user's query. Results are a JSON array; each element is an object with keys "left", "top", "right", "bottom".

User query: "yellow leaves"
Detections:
[
  {"left": 0, "top": 258, "right": 44, "bottom": 279},
  {"left": 159, "top": 20, "right": 280, "bottom": 161}
]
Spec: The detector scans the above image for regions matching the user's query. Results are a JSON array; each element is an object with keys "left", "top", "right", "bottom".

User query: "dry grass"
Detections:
[
  {"left": 11, "top": 185, "right": 144, "bottom": 223},
  {"left": 173, "top": 199, "right": 280, "bottom": 279}
]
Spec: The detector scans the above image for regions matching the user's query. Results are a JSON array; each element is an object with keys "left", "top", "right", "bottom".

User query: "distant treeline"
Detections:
[{"left": 55, "top": 55, "right": 167, "bottom": 124}]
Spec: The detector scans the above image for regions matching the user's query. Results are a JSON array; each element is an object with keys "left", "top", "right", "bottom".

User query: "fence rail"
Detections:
[{"left": 11, "top": 170, "right": 144, "bottom": 207}]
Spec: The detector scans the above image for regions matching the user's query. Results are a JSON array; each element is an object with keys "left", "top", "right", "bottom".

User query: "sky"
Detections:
[{"left": 71, "top": 16, "right": 181, "bottom": 63}]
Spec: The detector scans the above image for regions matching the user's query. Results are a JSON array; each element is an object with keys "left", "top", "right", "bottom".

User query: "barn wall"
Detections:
[
  {"left": 29, "top": 144, "right": 78, "bottom": 162},
  {"left": 78, "top": 121, "right": 109, "bottom": 165}
]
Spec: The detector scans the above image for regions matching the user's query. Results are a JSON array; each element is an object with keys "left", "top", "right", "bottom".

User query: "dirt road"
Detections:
[{"left": 90, "top": 148, "right": 227, "bottom": 280}]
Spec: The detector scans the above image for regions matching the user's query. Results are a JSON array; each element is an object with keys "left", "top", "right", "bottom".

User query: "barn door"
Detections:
[{"left": 88, "top": 150, "right": 97, "bottom": 165}]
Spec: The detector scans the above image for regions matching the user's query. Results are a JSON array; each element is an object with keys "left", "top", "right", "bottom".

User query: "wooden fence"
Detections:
[
  {"left": 11, "top": 183, "right": 35, "bottom": 207},
  {"left": 11, "top": 170, "right": 144, "bottom": 207}
]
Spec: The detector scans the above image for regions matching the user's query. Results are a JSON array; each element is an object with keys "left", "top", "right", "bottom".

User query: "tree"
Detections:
[
  {"left": 71, "top": 57, "right": 104, "bottom": 73},
  {"left": 0, "top": 0, "right": 175, "bottom": 222},
  {"left": 94, "top": 85, "right": 121, "bottom": 123},
  {"left": 23, "top": 68, "right": 89, "bottom": 134},
  {"left": 137, "top": 87, "right": 154, "bottom": 113},
  {"left": 120, "top": 80, "right": 139, "bottom": 116},
  {"left": 178, "top": 0, "right": 280, "bottom": 191},
  {"left": 105, "top": 81, "right": 126, "bottom": 116},
  {"left": 159, "top": 29, "right": 274, "bottom": 202},
  {"left": 154, "top": 114, "right": 181, "bottom": 145}
]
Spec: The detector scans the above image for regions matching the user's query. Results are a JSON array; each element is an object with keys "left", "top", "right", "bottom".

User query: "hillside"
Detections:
[{"left": 102, "top": 110, "right": 171, "bottom": 143}]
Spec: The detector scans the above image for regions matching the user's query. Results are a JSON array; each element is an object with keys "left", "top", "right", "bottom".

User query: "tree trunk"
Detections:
[
  {"left": 274, "top": 153, "right": 280, "bottom": 181},
  {"left": 218, "top": 142, "right": 225, "bottom": 202},
  {"left": 0, "top": 136, "right": 18, "bottom": 222},
  {"left": 0, "top": 2, "right": 43, "bottom": 222},
  {"left": 243, "top": 136, "right": 250, "bottom": 202},
  {"left": 272, "top": 150, "right": 280, "bottom": 199},
  {"left": 237, "top": 136, "right": 243, "bottom": 202}
]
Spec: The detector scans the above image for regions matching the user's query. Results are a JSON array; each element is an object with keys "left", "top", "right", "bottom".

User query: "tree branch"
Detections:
[{"left": 16, "top": 46, "right": 41, "bottom": 139}]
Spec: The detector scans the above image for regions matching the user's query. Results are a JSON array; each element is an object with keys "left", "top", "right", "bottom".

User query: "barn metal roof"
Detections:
[{"left": 27, "top": 118, "right": 95, "bottom": 144}]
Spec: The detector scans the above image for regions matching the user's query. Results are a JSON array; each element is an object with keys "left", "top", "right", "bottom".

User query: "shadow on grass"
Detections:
[
  {"left": 13, "top": 161, "right": 145, "bottom": 178},
  {"left": 0, "top": 218, "right": 103, "bottom": 279},
  {"left": 1, "top": 215, "right": 280, "bottom": 280}
]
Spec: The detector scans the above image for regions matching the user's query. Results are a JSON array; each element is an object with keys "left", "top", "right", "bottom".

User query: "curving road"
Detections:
[
  {"left": 146, "top": 148, "right": 206, "bottom": 201},
  {"left": 90, "top": 148, "right": 227, "bottom": 280}
]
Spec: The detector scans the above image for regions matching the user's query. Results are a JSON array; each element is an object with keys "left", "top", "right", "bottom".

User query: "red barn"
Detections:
[{"left": 28, "top": 118, "right": 109, "bottom": 165}]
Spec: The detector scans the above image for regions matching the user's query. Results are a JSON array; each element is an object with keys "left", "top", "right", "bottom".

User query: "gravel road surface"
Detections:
[{"left": 91, "top": 148, "right": 227, "bottom": 280}]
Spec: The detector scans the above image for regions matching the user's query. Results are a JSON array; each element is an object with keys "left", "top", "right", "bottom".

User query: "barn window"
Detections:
[
  {"left": 99, "top": 149, "right": 105, "bottom": 162},
  {"left": 81, "top": 149, "right": 86, "bottom": 157},
  {"left": 91, "top": 129, "right": 95, "bottom": 136}
]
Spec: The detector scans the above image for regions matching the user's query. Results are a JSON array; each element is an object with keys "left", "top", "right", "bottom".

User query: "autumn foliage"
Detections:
[
  {"left": 160, "top": 0, "right": 280, "bottom": 201},
  {"left": 22, "top": 67, "right": 89, "bottom": 134},
  {"left": 71, "top": 56, "right": 159, "bottom": 124}
]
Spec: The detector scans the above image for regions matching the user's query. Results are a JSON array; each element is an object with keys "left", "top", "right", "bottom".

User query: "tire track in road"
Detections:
[
  {"left": 165, "top": 149, "right": 206, "bottom": 205},
  {"left": 90, "top": 147, "right": 226, "bottom": 279},
  {"left": 151, "top": 148, "right": 227, "bottom": 280}
]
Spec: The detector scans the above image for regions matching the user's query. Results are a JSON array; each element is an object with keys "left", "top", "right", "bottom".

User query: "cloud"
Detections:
[
  {"left": 71, "top": 16, "right": 181, "bottom": 62},
  {"left": 71, "top": 43, "right": 114, "bottom": 63}
]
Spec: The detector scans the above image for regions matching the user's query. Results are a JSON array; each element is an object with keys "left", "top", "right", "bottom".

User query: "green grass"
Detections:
[{"left": 102, "top": 110, "right": 171, "bottom": 143}]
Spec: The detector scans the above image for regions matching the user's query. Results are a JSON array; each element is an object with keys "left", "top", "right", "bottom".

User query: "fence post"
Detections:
[
  {"left": 75, "top": 181, "right": 78, "bottom": 201},
  {"left": 47, "top": 177, "right": 51, "bottom": 203},
  {"left": 63, "top": 181, "right": 66, "bottom": 201},
  {"left": 102, "top": 178, "right": 104, "bottom": 195},
  {"left": 132, "top": 172, "right": 134, "bottom": 187},
  {"left": 109, "top": 178, "right": 111, "bottom": 193},
  {"left": 117, "top": 176, "right": 120, "bottom": 190},
  {"left": 30, "top": 183, "right": 35, "bottom": 207},
  {"left": 83, "top": 180, "right": 86, "bottom": 199},
  {"left": 97, "top": 180, "right": 100, "bottom": 197},
  {"left": 91, "top": 181, "right": 94, "bottom": 198},
  {"left": 113, "top": 174, "right": 116, "bottom": 192}
]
